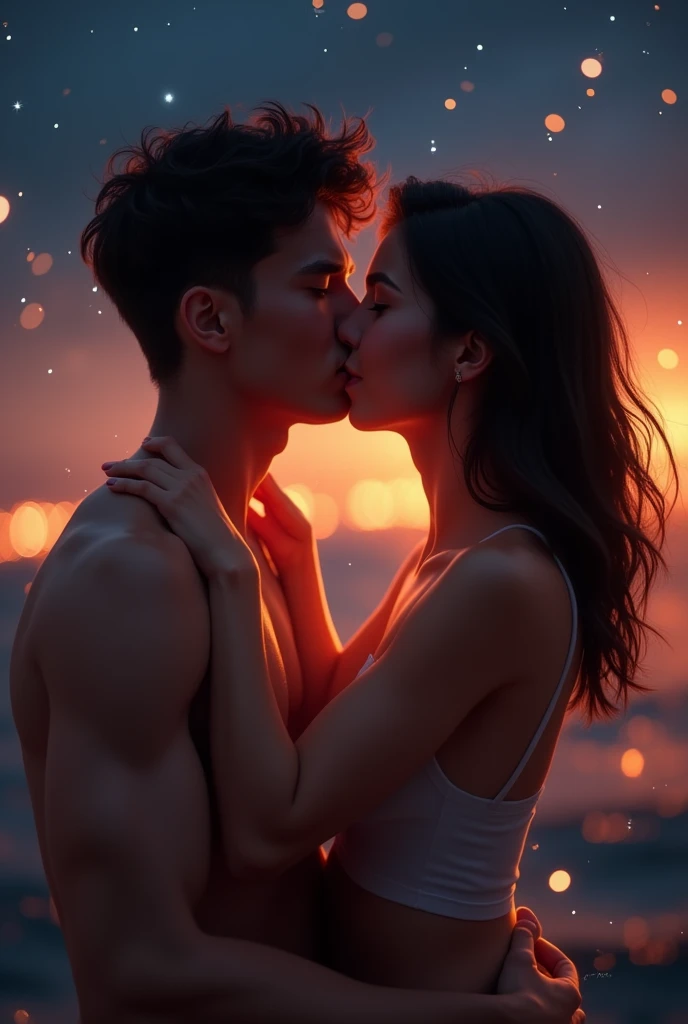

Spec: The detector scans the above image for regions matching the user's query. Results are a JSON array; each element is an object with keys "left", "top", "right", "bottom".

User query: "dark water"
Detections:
[{"left": 1, "top": 531, "right": 687, "bottom": 1023}]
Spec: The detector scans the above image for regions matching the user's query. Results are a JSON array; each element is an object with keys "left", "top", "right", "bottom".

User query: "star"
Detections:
[{"left": 13, "top": 101, "right": 21, "bottom": 110}]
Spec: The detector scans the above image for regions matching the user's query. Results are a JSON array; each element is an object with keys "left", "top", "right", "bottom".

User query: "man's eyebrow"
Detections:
[
  {"left": 295, "top": 258, "right": 354, "bottom": 277},
  {"left": 366, "top": 271, "right": 402, "bottom": 292}
]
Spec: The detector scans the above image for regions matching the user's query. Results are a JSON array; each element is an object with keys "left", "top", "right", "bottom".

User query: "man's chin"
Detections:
[{"left": 295, "top": 396, "right": 351, "bottom": 426}]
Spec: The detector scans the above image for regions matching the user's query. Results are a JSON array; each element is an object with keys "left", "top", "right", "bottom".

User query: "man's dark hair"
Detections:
[{"left": 81, "top": 102, "right": 378, "bottom": 384}]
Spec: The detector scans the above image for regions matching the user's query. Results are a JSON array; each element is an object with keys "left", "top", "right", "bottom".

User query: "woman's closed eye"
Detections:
[
  {"left": 368, "top": 301, "right": 389, "bottom": 314},
  {"left": 309, "top": 287, "right": 330, "bottom": 298}
]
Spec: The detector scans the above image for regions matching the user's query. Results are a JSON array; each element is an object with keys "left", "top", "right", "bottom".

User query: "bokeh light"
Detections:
[
  {"left": 312, "top": 0, "right": 324, "bottom": 7},
  {"left": 376, "top": 32, "right": 393, "bottom": 47},
  {"left": 460, "top": 80, "right": 475, "bottom": 92},
  {"left": 347, "top": 3, "right": 367, "bottom": 19},
  {"left": 657, "top": 348, "right": 679, "bottom": 369},
  {"left": 586, "top": 88, "right": 595, "bottom": 97},
  {"left": 444, "top": 98, "right": 457, "bottom": 110},
  {"left": 9, "top": 502, "right": 49, "bottom": 558},
  {"left": 661, "top": 88, "right": 677, "bottom": 104},
  {"left": 545, "top": 113, "right": 566, "bottom": 132},
  {"left": 621, "top": 748, "right": 645, "bottom": 777},
  {"left": 19, "top": 303, "right": 45, "bottom": 330},
  {"left": 31, "top": 252, "right": 53, "bottom": 276},
  {"left": 548, "top": 869, "right": 572, "bottom": 892},
  {"left": 581, "top": 58, "right": 603, "bottom": 78},
  {"left": 347, "top": 480, "right": 395, "bottom": 530},
  {"left": 0, "top": 195, "right": 10, "bottom": 223}
]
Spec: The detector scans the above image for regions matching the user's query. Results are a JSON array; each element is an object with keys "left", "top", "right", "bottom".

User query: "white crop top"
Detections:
[{"left": 331, "top": 524, "right": 579, "bottom": 921}]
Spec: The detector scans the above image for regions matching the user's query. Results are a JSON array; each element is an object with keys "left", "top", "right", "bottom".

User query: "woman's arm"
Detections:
[
  {"left": 250, "top": 476, "right": 424, "bottom": 733},
  {"left": 208, "top": 545, "right": 529, "bottom": 878}
]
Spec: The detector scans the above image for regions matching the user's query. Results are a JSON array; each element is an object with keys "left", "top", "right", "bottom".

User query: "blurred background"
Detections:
[{"left": 1, "top": 0, "right": 686, "bottom": 1021}]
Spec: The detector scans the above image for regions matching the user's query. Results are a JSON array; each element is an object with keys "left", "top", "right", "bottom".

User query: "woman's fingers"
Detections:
[
  {"left": 104, "top": 475, "right": 167, "bottom": 509},
  {"left": 141, "top": 436, "right": 198, "bottom": 470},
  {"left": 515, "top": 906, "right": 542, "bottom": 940},
  {"left": 535, "top": 937, "right": 579, "bottom": 984},
  {"left": 103, "top": 458, "right": 175, "bottom": 486}
]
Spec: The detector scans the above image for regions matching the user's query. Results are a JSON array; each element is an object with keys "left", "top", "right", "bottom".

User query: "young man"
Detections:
[{"left": 10, "top": 104, "right": 583, "bottom": 1023}]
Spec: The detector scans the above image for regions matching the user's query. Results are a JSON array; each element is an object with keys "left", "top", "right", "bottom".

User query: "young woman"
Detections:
[{"left": 102, "top": 178, "right": 678, "bottom": 994}]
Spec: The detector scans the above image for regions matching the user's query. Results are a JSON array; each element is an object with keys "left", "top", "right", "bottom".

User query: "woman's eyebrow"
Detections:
[
  {"left": 366, "top": 271, "right": 401, "bottom": 292},
  {"left": 296, "top": 258, "right": 352, "bottom": 277}
]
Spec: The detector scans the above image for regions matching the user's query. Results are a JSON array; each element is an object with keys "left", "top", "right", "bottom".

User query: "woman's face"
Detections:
[{"left": 339, "top": 228, "right": 454, "bottom": 432}]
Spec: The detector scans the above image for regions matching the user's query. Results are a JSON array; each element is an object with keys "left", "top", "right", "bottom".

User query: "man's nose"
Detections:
[{"left": 337, "top": 309, "right": 363, "bottom": 349}]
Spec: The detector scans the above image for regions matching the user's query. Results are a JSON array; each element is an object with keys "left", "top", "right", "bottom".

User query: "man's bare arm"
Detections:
[{"left": 33, "top": 534, "right": 562, "bottom": 1024}]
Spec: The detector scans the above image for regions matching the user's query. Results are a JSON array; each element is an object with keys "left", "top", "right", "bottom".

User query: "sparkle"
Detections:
[
  {"left": 164, "top": 93, "right": 174, "bottom": 103},
  {"left": 53, "top": 123, "right": 59, "bottom": 128},
  {"left": 477, "top": 43, "right": 483, "bottom": 50},
  {"left": 13, "top": 101, "right": 21, "bottom": 110},
  {"left": 610, "top": 15, "right": 616, "bottom": 20},
  {"left": 134, "top": 26, "right": 139, "bottom": 32},
  {"left": 48, "top": 369, "right": 53, "bottom": 374},
  {"left": 92, "top": 286, "right": 98, "bottom": 292}
]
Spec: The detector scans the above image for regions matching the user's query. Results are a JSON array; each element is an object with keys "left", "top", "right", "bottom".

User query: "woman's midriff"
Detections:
[{"left": 323, "top": 852, "right": 516, "bottom": 993}]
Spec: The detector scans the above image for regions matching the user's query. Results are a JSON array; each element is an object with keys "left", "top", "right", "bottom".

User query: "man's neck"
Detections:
[{"left": 148, "top": 385, "right": 289, "bottom": 535}]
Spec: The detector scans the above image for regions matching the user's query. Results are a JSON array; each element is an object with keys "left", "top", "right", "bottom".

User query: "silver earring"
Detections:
[{"left": 455, "top": 370, "right": 462, "bottom": 384}]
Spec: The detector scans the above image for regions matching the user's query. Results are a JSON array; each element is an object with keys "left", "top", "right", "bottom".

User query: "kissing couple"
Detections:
[{"left": 12, "top": 101, "right": 676, "bottom": 1023}]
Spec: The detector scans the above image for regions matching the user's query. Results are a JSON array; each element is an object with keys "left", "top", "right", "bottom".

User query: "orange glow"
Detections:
[
  {"left": 444, "top": 98, "right": 457, "bottom": 110},
  {"left": 661, "top": 89, "right": 677, "bottom": 105},
  {"left": 43, "top": 501, "right": 75, "bottom": 551},
  {"left": 311, "top": 492, "right": 339, "bottom": 540},
  {"left": 312, "top": 0, "right": 324, "bottom": 7},
  {"left": 621, "top": 747, "right": 645, "bottom": 777},
  {"left": 548, "top": 869, "right": 571, "bottom": 892},
  {"left": 460, "top": 80, "right": 475, "bottom": 92},
  {"left": 31, "top": 252, "right": 53, "bottom": 276},
  {"left": 582, "top": 811, "right": 629, "bottom": 843},
  {"left": 657, "top": 348, "right": 679, "bottom": 369},
  {"left": 387, "top": 477, "right": 429, "bottom": 530},
  {"left": 13, "top": 1011, "right": 30, "bottom": 1024},
  {"left": 20, "top": 303, "right": 45, "bottom": 330},
  {"left": 624, "top": 916, "right": 649, "bottom": 949},
  {"left": 586, "top": 88, "right": 595, "bottom": 97},
  {"left": 581, "top": 58, "right": 603, "bottom": 78},
  {"left": 0, "top": 195, "right": 10, "bottom": 223},
  {"left": 347, "top": 480, "right": 395, "bottom": 530},
  {"left": 624, "top": 715, "right": 656, "bottom": 745},
  {"left": 545, "top": 113, "right": 565, "bottom": 133},
  {"left": 593, "top": 952, "right": 616, "bottom": 971},
  {"left": 347, "top": 2, "right": 367, "bottom": 18},
  {"left": 10, "top": 502, "right": 49, "bottom": 558},
  {"left": 0, "top": 512, "right": 21, "bottom": 562},
  {"left": 26, "top": 251, "right": 35, "bottom": 262}
]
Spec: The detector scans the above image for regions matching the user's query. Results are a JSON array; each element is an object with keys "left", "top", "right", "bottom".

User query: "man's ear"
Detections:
[{"left": 176, "top": 286, "right": 244, "bottom": 356}]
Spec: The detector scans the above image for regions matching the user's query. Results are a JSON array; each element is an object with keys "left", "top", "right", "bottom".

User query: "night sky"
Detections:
[{"left": 1, "top": 0, "right": 686, "bottom": 507}]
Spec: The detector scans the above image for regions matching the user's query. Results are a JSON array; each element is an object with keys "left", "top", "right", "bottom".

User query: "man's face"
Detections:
[{"left": 231, "top": 202, "right": 359, "bottom": 425}]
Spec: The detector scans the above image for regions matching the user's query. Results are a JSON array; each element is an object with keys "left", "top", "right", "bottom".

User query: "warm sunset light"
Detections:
[
  {"left": 9, "top": 502, "right": 49, "bottom": 559},
  {"left": 0, "top": 195, "right": 10, "bottom": 223},
  {"left": 661, "top": 89, "right": 677, "bottom": 104},
  {"left": 624, "top": 916, "right": 649, "bottom": 949},
  {"left": 0, "top": 512, "right": 20, "bottom": 562},
  {"left": 548, "top": 870, "right": 571, "bottom": 892},
  {"left": 13, "top": 1011, "right": 30, "bottom": 1024},
  {"left": 312, "top": 0, "right": 324, "bottom": 7},
  {"left": 581, "top": 58, "right": 603, "bottom": 78},
  {"left": 444, "top": 98, "right": 457, "bottom": 110},
  {"left": 26, "top": 251, "right": 35, "bottom": 262},
  {"left": 42, "top": 501, "right": 75, "bottom": 551},
  {"left": 347, "top": 3, "right": 367, "bottom": 19},
  {"left": 657, "top": 348, "right": 679, "bottom": 369},
  {"left": 282, "top": 485, "right": 339, "bottom": 540},
  {"left": 545, "top": 114, "right": 566, "bottom": 133},
  {"left": 621, "top": 748, "right": 645, "bottom": 777},
  {"left": 347, "top": 480, "right": 395, "bottom": 530},
  {"left": 31, "top": 252, "right": 53, "bottom": 276},
  {"left": 19, "top": 303, "right": 45, "bottom": 330},
  {"left": 582, "top": 811, "right": 629, "bottom": 843},
  {"left": 284, "top": 484, "right": 314, "bottom": 521},
  {"left": 387, "top": 477, "right": 430, "bottom": 530},
  {"left": 586, "top": 88, "right": 595, "bottom": 97}
]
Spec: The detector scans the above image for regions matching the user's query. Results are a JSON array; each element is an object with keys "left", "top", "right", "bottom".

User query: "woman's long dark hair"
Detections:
[{"left": 383, "top": 177, "right": 680, "bottom": 722}]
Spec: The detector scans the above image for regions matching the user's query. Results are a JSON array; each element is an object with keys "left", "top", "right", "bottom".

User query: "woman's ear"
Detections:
[
  {"left": 176, "top": 286, "right": 244, "bottom": 356},
  {"left": 453, "top": 330, "right": 493, "bottom": 381}
]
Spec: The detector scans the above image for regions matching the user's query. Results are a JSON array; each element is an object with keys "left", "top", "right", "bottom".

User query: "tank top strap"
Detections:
[{"left": 478, "top": 524, "right": 579, "bottom": 803}]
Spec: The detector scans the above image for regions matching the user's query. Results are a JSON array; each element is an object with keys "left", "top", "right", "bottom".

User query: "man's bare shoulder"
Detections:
[{"left": 24, "top": 489, "right": 210, "bottom": 705}]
